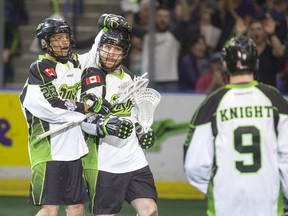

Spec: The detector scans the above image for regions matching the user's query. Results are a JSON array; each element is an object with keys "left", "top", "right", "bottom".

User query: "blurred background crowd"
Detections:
[{"left": 4, "top": 0, "right": 288, "bottom": 93}]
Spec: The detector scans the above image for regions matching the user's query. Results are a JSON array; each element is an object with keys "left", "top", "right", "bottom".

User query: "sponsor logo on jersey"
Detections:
[
  {"left": 43, "top": 68, "right": 57, "bottom": 77},
  {"left": 86, "top": 75, "right": 100, "bottom": 85},
  {"left": 64, "top": 100, "right": 77, "bottom": 111}
]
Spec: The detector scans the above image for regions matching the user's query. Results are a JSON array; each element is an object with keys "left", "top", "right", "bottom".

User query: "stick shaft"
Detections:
[{"left": 36, "top": 121, "right": 76, "bottom": 140}]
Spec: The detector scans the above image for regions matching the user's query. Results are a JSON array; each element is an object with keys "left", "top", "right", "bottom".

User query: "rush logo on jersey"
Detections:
[
  {"left": 86, "top": 75, "right": 100, "bottom": 85},
  {"left": 43, "top": 68, "right": 57, "bottom": 77}
]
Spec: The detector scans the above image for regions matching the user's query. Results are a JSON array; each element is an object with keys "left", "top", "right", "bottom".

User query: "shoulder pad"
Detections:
[
  {"left": 28, "top": 59, "right": 57, "bottom": 85},
  {"left": 81, "top": 67, "right": 106, "bottom": 92}
]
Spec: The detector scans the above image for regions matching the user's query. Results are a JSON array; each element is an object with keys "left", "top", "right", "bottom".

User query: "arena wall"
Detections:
[{"left": 0, "top": 90, "right": 210, "bottom": 199}]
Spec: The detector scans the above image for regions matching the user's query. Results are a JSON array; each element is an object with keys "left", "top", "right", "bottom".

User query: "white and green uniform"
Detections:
[
  {"left": 184, "top": 81, "right": 288, "bottom": 216},
  {"left": 81, "top": 66, "right": 148, "bottom": 173},
  {"left": 19, "top": 32, "right": 102, "bottom": 168}
]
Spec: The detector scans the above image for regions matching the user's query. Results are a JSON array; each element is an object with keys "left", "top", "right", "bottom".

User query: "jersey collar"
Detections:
[{"left": 225, "top": 80, "right": 258, "bottom": 89}]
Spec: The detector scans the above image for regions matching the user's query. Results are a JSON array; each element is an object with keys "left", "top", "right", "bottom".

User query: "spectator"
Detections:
[
  {"left": 128, "top": 36, "right": 143, "bottom": 76},
  {"left": 195, "top": 52, "right": 225, "bottom": 92},
  {"left": 123, "top": 0, "right": 152, "bottom": 40},
  {"left": 121, "top": 0, "right": 152, "bottom": 74},
  {"left": 259, "top": 0, "right": 287, "bottom": 43},
  {"left": 174, "top": 0, "right": 217, "bottom": 28},
  {"left": 141, "top": 0, "right": 190, "bottom": 91},
  {"left": 132, "top": 0, "right": 150, "bottom": 34},
  {"left": 176, "top": 0, "right": 221, "bottom": 53},
  {"left": 194, "top": 59, "right": 213, "bottom": 91},
  {"left": 178, "top": 33, "right": 209, "bottom": 90},
  {"left": 211, "top": 0, "right": 256, "bottom": 51},
  {"left": 246, "top": 17, "right": 285, "bottom": 87}
]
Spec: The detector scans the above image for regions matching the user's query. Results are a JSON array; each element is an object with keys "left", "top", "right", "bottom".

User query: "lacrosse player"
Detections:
[
  {"left": 19, "top": 16, "right": 133, "bottom": 216},
  {"left": 184, "top": 35, "right": 288, "bottom": 216},
  {"left": 80, "top": 14, "right": 158, "bottom": 216}
]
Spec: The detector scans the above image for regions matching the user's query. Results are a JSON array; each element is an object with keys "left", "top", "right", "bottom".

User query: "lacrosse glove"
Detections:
[
  {"left": 82, "top": 93, "right": 111, "bottom": 116},
  {"left": 135, "top": 123, "right": 155, "bottom": 149},
  {"left": 98, "top": 13, "right": 132, "bottom": 33},
  {"left": 96, "top": 116, "right": 133, "bottom": 139}
]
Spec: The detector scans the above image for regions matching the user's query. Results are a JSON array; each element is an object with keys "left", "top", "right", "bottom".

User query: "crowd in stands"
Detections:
[
  {"left": 4, "top": 0, "right": 288, "bottom": 94},
  {"left": 120, "top": 0, "right": 288, "bottom": 93}
]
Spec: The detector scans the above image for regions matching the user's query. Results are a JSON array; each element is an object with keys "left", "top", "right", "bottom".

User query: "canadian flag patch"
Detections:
[
  {"left": 86, "top": 75, "right": 100, "bottom": 85},
  {"left": 43, "top": 68, "right": 56, "bottom": 77}
]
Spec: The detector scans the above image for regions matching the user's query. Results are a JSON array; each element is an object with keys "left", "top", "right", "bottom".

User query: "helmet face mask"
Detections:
[
  {"left": 99, "top": 43, "right": 125, "bottom": 71},
  {"left": 97, "top": 28, "right": 131, "bottom": 73},
  {"left": 36, "top": 18, "right": 75, "bottom": 63},
  {"left": 221, "top": 36, "right": 259, "bottom": 75}
]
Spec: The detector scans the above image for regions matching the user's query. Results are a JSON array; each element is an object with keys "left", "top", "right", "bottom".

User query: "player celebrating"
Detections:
[
  {"left": 19, "top": 17, "right": 133, "bottom": 216},
  {"left": 80, "top": 15, "right": 158, "bottom": 216},
  {"left": 184, "top": 35, "right": 288, "bottom": 216}
]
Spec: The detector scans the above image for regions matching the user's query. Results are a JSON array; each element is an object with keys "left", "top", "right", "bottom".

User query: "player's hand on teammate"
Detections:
[
  {"left": 135, "top": 123, "right": 155, "bottom": 149},
  {"left": 96, "top": 116, "right": 133, "bottom": 139},
  {"left": 83, "top": 93, "right": 111, "bottom": 115},
  {"left": 98, "top": 13, "right": 132, "bottom": 33}
]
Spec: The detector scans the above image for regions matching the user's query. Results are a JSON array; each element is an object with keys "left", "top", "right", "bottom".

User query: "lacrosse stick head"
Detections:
[
  {"left": 112, "top": 73, "right": 149, "bottom": 106},
  {"left": 133, "top": 88, "right": 161, "bottom": 133}
]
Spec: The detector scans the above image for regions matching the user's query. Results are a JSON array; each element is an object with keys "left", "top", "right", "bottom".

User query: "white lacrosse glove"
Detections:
[{"left": 135, "top": 123, "right": 155, "bottom": 149}]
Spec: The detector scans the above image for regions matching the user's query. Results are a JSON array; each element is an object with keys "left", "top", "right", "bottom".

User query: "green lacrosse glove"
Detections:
[
  {"left": 82, "top": 93, "right": 111, "bottom": 116},
  {"left": 96, "top": 116, "right": 133, "bottom": 139},
  {"left": 135, "top": 123, "right": 155, "bottom": 149},
  {"left": 98, "top": 13, "right": 132, "bottom": 33}
]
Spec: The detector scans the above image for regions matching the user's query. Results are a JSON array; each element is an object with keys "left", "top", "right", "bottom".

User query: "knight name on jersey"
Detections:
[{"left": 219, "top": 105, "right": 274, "bottom": 122}]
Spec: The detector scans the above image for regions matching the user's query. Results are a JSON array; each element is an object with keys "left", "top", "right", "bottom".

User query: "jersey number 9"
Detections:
[{"left": 234, "top": 126, "right": 261, "bottom": 173}]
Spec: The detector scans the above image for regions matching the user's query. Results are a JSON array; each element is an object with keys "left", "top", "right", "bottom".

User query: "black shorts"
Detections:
[
  {"left": 93, "top": 165, "right": 158, "bottom": 214},
  {"left": 29, "top": 159, "right": 88, "bottom": 206}
]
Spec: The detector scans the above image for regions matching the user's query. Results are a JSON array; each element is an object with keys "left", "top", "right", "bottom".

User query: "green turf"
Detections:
[{"left": 0, "top": 196, "right": 207, "bottom": 216}]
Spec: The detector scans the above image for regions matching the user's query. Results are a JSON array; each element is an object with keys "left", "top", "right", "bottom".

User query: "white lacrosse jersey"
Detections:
[
  {"left": 80, "top": 66, "right": 148, "bottom": 173},
  {"left": 19, "top": 32, "right": 103, "bottom": 168},
  {"left": 184, "top": 81, "right": 288, "bottom": 216}
]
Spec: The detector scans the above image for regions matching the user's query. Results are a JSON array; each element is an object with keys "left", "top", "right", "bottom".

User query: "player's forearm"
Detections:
[{"left": 78, "top": 30, "right": 104, "bottom": 68}]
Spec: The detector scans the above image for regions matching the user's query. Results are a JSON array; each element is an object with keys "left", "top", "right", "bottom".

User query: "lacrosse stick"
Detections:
[
  {"left": 133, "top": 88, "right": 161, "bottom": 133},
  {"left": 36, "top": 73, "right": 149, "bottom": 140},
  {"left": 112, "top": 72, "right": 149, "bottom": 106}
]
